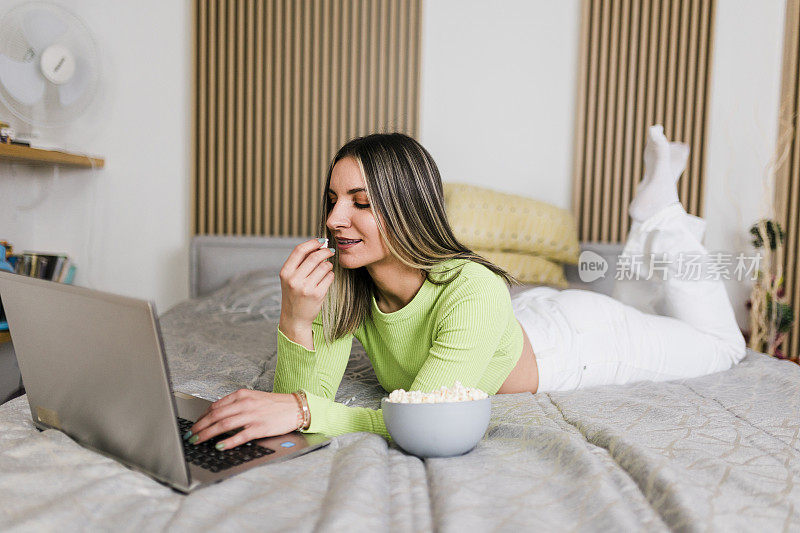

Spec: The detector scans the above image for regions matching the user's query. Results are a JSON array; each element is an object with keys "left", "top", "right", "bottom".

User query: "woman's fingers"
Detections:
[
  {"left": 316, "top": 270, "right": 335, "bottom": 292},
  {"left": 215, "top": 427, "right": 260, "bottom": 451},
  {"left": 191, "top": 412, "right": 251, "bottom": 445},
  {"left": 292, "top": 247, "right": 334, "bottom": 281},
  {"left": 281, "top": 238, "right": 327, "bottom": 275},
  {"left": 305, "top": 257, "right": 334, "bottom": 287},
  {"left": 189, "top": 394, "right": 249, "bottom": 436}
]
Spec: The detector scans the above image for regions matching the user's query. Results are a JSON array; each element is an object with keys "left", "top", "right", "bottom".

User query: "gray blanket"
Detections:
[{"left": 1, "top": 271, "right": 799, "bottom": 531}]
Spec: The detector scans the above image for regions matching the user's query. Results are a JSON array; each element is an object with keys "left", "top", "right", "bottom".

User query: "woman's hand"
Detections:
[
  {"left": 279, "top": 238, "right": 335, "bottom": 329},
  {"left": 186, "top": 389, "right": 302, "bottom": 450}
]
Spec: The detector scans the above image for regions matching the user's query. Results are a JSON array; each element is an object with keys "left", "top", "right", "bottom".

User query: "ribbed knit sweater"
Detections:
[{"left": 272, "top": 259, "right": 523, "bottom": 439}]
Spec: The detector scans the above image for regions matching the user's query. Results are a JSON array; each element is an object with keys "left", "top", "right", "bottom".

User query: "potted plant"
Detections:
[{"left": 747, "top": 219, "right": 795, "bottom": 360}]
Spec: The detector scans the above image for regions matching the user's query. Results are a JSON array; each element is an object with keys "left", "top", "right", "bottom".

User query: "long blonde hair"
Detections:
[{"left": 319, "top": 133, "right": 519, "bottom": 343}]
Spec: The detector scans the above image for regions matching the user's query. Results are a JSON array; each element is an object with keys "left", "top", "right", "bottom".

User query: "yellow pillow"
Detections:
[
  {"left": 443, "top": 183, "right": 580, "bottom": 264},
  {"left": 474, "top": 249, "right": 568, "bottom": 288}
]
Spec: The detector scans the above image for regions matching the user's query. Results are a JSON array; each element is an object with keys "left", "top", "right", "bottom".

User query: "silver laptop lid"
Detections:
[{"left": 0, "top": 272, "right": 191, "bottom": 490}]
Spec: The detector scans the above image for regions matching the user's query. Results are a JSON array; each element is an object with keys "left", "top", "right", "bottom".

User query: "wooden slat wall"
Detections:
[
  {"left": 776, "top": 0, "right": 800, "bottom": 360},
  {"left": 194, "top": 0, "right": 422, "bottom": 236},
  {"left": 573, "top": 0, "right": 716, "bottom": 243}
]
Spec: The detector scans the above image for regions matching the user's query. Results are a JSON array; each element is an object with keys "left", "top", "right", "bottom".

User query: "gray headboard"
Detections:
[
  {"left": 190, "top": 236, "right": 624, "bottom": 298},
  {"left": 190, "top": 236, "right": 308, "bottom": 298}
]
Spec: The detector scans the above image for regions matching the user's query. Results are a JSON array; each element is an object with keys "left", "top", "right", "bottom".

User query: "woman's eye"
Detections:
[{"left": 326, "top": 198, "right": 369, "bottom": 209}]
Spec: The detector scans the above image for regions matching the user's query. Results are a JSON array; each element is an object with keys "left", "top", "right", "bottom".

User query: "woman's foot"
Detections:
[{"left": 629, "top": 125, "right": 689, "bottom": 223}]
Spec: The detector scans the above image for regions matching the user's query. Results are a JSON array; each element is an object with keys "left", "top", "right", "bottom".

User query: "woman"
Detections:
[{"left": 186, "top": 127, "right": 745, "bottom": 449}]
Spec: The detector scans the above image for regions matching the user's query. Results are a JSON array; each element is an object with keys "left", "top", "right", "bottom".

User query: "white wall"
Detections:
[
  {"left": 419, "top": 0, "right": 581, "bottom": 209},
  {"left": 420, "top": 0, "right": 787, "bottom": 329},
  {"left": 703, "top": 0, "right": 787, "bottom": 328},
  {"left": 0, "top": 1, "right": 787, "bottom": 325},
  {"left": 0, "top": 0, "right": 191, "bottom": 312}
]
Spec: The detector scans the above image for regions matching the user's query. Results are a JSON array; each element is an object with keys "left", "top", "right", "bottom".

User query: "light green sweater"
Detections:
[{"left": 272, "top": 259, "right": 523, "bottom": 439}]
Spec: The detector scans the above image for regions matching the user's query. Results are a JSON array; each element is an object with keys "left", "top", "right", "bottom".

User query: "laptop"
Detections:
[{"left": 0, "top": 271, "right": 330, "bottom": 493}]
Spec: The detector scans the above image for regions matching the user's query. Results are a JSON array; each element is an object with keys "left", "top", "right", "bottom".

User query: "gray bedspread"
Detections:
[{"left": 1, "top": 270, "right": 799, "bottom": 532}]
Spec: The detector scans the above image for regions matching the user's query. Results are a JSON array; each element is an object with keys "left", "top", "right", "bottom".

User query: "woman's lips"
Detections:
[{"left": 336, "top": 239, "right": 361, "bottom": 250}]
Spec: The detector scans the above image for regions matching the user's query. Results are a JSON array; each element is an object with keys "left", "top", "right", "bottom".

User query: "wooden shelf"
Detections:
[
  {"left": 0, "top": 331, "right": 10, "bottom": 344},
  {"left": 0, "top": 143, "right": 104, "bottom": 169}
]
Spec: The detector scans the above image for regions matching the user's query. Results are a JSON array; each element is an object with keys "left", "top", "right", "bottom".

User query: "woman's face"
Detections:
[{"left": 326, "top": 156, "right": 392, "bottom": 269}]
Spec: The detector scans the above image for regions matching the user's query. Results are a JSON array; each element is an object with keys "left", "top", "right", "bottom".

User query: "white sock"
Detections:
[{"left": 628, "top": 125, "right": 689, "bottom": 223}]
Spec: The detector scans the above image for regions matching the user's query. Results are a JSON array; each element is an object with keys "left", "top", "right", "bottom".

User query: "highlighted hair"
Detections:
[{"left": 319, "top": 133, "right": 519, "bottom": 343}]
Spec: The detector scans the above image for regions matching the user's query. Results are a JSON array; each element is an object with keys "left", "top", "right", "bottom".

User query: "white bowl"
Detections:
[{"left": 381, "top": 397, "right": 491, "bottom": 458}]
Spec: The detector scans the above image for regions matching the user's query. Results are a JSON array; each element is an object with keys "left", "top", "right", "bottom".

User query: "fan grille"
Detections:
[{"left": 0, "top": 2, "right": 100, "bottom": 128}]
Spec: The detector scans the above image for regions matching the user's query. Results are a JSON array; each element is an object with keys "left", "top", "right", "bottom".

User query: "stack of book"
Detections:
[
  {"left": 14, "top": 252, "right": 76, "bottom": 283},
  {"left": 0, "top": 244, "right": 76, "bottom": 331}
]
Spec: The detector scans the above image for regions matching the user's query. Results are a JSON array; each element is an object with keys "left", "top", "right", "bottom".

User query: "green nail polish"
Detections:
[
  {"left": 188, "top": 435, "right": 199, "bottom": 444},
  {"left": 215, "top": 442, "right": 226, "bottom": 451},
  {"left": 317, "top": 238, "right": 326, "bottom": 244},
  {"left": 182, "top": 430, "right": 192, "bottom": 440}
]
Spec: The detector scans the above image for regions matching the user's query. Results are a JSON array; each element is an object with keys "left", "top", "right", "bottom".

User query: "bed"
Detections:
[{"left": 0, "top": 236, "right": 798, "bottom": 531}]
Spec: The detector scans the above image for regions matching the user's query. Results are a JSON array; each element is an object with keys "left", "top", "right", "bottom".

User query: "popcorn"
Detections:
[{"left": 386, "top": 381, "right": 488, "bottom": 403}]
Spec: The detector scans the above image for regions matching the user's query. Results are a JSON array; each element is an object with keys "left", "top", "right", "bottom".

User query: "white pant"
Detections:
[{"left": 512, "top": 204, "right": 746, "bottom": 392}]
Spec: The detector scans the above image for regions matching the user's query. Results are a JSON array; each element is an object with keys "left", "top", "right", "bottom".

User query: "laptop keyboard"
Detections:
[{"left": 177, "top": 417, "right": 274, "bottom": 472}]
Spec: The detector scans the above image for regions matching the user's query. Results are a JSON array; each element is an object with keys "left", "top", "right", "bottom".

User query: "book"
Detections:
[
  {"left": 63, "top": 264, "right": 76, "bottom": 285},
  {"left": 17, "top": 252, "right": 71, "bottom": 282},
  {"left": 52, "top": 256, "right": 66, "bottom": 281},
  {"left": 14, "top": 255, "right": 30, "bottom": 276},
  {"left": 29, "top": 254, "right": 39, "bottom": 278}
]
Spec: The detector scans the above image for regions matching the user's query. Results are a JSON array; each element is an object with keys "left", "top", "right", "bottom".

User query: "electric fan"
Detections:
[{"left": 0, "top": 1, "right": 100, "bottom": 130}]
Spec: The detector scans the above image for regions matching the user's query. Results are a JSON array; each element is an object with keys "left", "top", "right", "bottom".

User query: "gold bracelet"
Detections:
[{"left": 292, "top": 390, "right": 311, "bottom": 431}]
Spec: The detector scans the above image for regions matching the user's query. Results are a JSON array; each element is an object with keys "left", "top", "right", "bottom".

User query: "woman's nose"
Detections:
[{"left": 326, "top": 202, "right": 350, "bottom": 230}]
